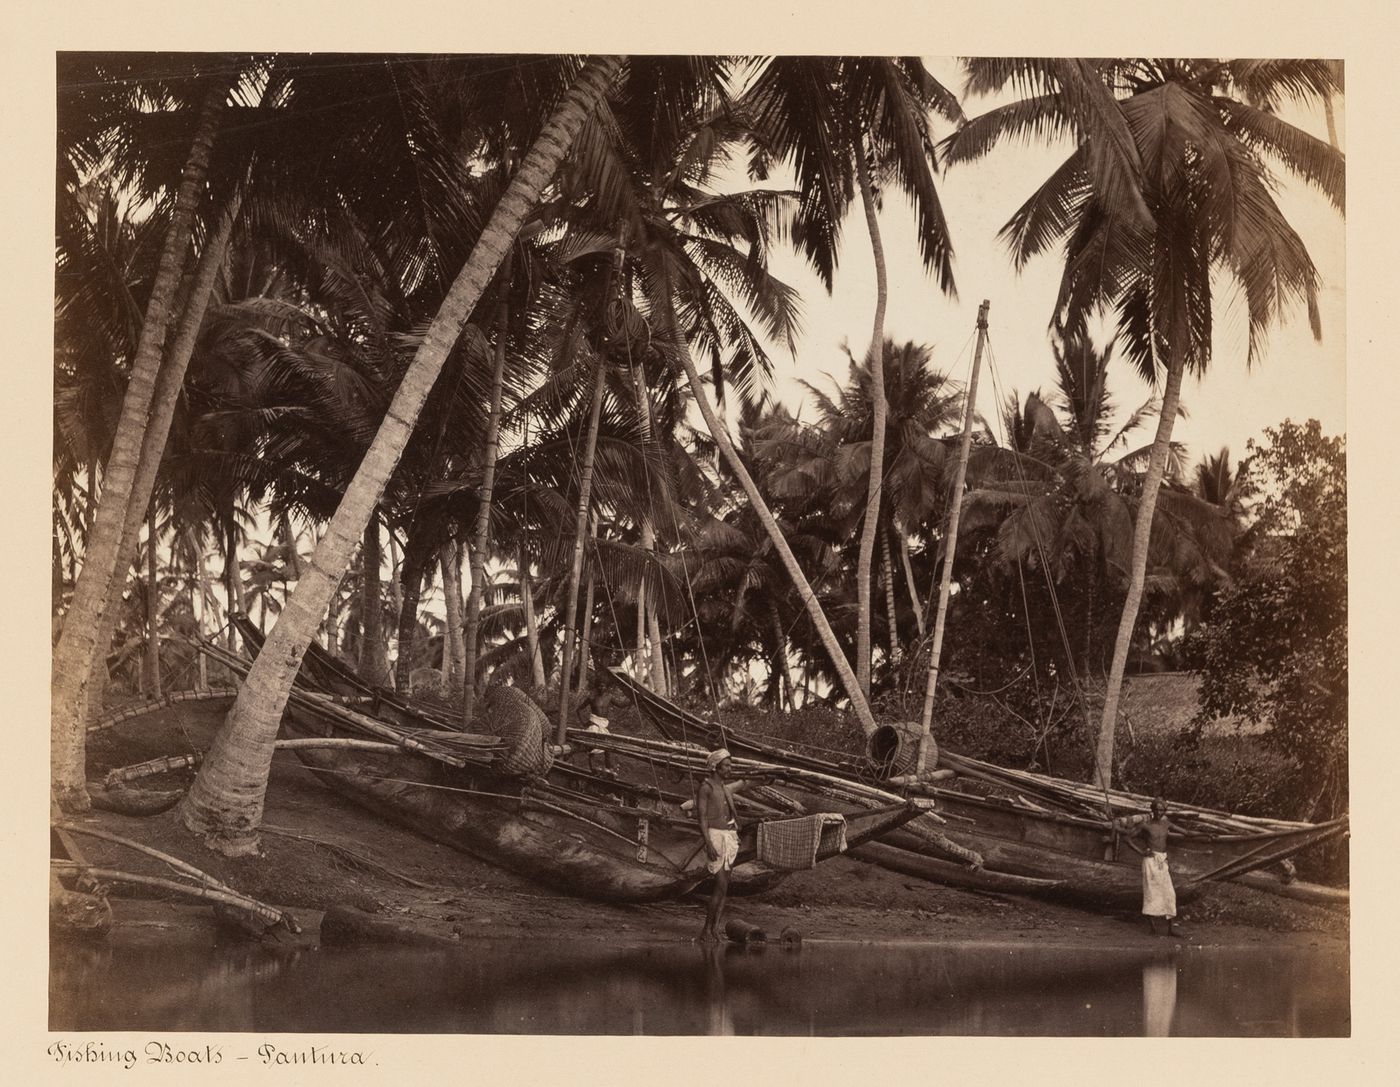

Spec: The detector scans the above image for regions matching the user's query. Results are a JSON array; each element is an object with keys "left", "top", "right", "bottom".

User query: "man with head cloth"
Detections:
[{"left": 695, "top": 748, "right": 742, "bottom": 943}]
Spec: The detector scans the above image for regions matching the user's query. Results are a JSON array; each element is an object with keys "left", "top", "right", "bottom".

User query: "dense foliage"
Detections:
[
  {"left": 1187, "top": 420, "right": 1347, "bottom": 819},
  {"left": 50, "top": 54, "right": 1344, "bottom": 827}
]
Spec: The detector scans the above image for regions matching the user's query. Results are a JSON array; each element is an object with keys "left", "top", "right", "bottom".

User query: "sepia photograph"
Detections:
[{"left": 39, "top": 28, "right": 1358, "bottom": 1052}]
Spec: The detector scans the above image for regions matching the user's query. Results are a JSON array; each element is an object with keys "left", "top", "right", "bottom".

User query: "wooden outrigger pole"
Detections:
[{"left": 915, "top": 300, "right": 989, "bottom": 773}]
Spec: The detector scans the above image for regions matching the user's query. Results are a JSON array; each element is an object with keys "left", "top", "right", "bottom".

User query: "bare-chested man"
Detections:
[
  {"left": 695, "top": 748, "right": 742, "bottom": 943},
  {"left": 575, "top": 682, "right": 626, "bottom": 775},
  {"left": 1120, "top": 798, "right": 1187, "bottom": 937}
]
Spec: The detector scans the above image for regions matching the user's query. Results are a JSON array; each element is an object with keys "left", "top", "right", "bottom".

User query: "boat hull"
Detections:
[
  {"left": 282, "top": 707, "right": 720, "bottom": 903},
  {"left": 608, "top": 669, "right": 1348, "bottom": 908},
  {"left": 544, "top": 749, "right": 924, "bottom": 896}
]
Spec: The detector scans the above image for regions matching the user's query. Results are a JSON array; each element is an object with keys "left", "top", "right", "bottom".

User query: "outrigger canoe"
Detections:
[
  {"left": 280, "top": 696, "right": 924, "bottom": 903},
  {"left": 606, "top": 668, "right": 1349, "bottom": 908},
  {"left": 212, "top": 624, "right": 925, "bottom": 903}
]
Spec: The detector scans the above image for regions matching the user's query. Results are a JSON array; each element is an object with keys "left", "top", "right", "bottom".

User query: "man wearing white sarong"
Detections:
[
  {"left": 695, "top": 749, "right": 743, "bottom": 943},
  {"left": 1120, "top": 798, "right": 1187, "bottom": 937},
  {"left": 575, "top": 683, "right": 625, "bottom": 774}
]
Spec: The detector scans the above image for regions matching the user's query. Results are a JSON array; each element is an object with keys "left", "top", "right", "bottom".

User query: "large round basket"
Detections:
[{"left": 480, "top": 686, "right": 556, "bottom": 777}]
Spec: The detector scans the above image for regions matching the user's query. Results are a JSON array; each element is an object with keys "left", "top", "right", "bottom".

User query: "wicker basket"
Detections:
[
  {"left": 480, "top": 685, "right": 556, "bottom": 777},
  {"left": 866, "top": 721, "right": 933, "bottom": 780}
]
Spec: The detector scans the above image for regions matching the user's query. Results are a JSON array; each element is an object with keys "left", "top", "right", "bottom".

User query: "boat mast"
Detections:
[{"left": 915, "top": 300, "right": 989, "bottom": 773}]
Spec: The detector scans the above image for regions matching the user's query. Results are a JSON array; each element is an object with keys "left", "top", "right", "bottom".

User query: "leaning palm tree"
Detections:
[
  {"left": 177, "top": 57, "right": 626, "bottom": 853},
  {"left": 944, "top": 58, "right": 1343, "bottom": 786},
  {"left": 740, "top": 57, "right": 962, "bottom": 699},
  {"left": 51, "top": 59, "right": 242, "bottom": 809}
]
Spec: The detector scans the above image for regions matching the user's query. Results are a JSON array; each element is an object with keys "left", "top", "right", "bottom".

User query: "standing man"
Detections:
[
  {"left": 1121, "top": 798, "right": 1187, "bottom": 937},
  {"left": 575, "top": 680, "right": 626, "bottom": 775},
  {"left": 696, "top": 748, "right": 742, "bottom": 943}
]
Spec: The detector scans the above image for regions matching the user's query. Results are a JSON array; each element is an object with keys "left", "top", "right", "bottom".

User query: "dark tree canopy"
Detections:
[{"left": 1187, "top": 419, "right": 1346, "bottom": 819}]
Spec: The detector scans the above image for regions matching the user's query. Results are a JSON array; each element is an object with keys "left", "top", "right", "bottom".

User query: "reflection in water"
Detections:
[
  {"left": 50, "top": 935, "right": 1347, "bottom": 1037},
  {"left": 701, "top": 946, "right": 733, "bottom": 1036},
  {"left": 1142, "top": 958, "right": 1178, "bottom": 1037}
]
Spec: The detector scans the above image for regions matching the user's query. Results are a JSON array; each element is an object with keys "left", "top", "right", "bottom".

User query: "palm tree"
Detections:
[
  {"left": 1147, "top": 446, "right": 1254, "bottom": 639},
  {"left": 178, "top": 56, "right": 625, "bottom": 853},
  {"left": 460, "top": 247, "right": 516, "bottom": 722},
  {"left": 550, "top": 58, "right": 889, "bottom": 731},
  {"left": 944, "top": 58, "right": 1343, "bottom": 786},
  {"left": 741, "top": 57, "right": 962, "bottom": 699},
  {"left": 757, "top": 339, "right": 962, "bottom": 684},
  {"left": 686, "top": 401, "right": 845, "bottom": 708},
  {"left": 960, "top": 334, "right": 1165, "bottom": 679},
  {"left": 52, "top": 62, "right": 238, "bottom": 809}
]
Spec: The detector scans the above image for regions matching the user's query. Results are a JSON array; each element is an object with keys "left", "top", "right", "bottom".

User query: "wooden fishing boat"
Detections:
[
  {"left": 545, "top": 737, "right": 935, "bottom": 896},
  {"left": 218, "top": 621, "right": 930, "bottom": 901},
  {"left": 606, "top": 668, "right": 1349, "bottom": 908},
  {"left": 280, "top": 697, "right": 924, "bottom": 903}
]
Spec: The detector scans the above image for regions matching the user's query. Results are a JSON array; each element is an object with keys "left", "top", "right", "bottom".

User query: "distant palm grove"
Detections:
[{"left": 52, "top": 55, "right": 1345, "bottom": 852}]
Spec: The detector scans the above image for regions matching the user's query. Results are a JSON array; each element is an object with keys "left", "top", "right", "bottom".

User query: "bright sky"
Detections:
[{"left": 757, "top": 59, "right": 1346, "bottom": 468}]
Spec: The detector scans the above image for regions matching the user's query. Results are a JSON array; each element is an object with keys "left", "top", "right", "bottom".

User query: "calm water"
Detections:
[{"left": 50, "top": 935, "right": 1348, "bottom": 1037}]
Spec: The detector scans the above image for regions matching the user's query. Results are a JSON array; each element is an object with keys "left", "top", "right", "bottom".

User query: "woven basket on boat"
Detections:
[
  {"left": 865, "top": 721, "right": 933, "bottom": 780},
  {"left": 480, "top": 685, "right": 556, "bottom": 777}
]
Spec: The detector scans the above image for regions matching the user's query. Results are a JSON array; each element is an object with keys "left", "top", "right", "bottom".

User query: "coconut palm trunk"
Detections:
[
  {"left": 628, "top": 359, "right": 670, "bottom": 696},
  {"left": 634, "top": 558, "right": 649, "bottom": 682},
  {"left": 1094, "top": 352, "right": 1185, "bottom": 788},
  {"left": 278, "top": 511, "right": 302, "bottom": 580},
  {"left": 647, "top": 580, "right": 667, "bottom": 695},
  {"left": 769, "top": 603, "right": 792, "bottom": 711},
  {"left": 393, "top": 538, "right": 431, "bottom": 692},
  {"left": 189, "top": 528, "right": 214, "bottom": 689},
  {"left": 647, "top": 591, "right": 667, "bottom": 696},
  {"left": 358, "top": 515, "right": 390, "bottom": 686},
  {"left": 658, "top": 281, "right": 877, "bottom": 735},
  {"left": 78, "top": 192, "right": 242, "bottom": 732},
  {"left": 853, "top": 141, "right": 889, "bottom": 699},
  {"left": 50, "top": 77, "right": 229, "bottom": 810},
  {"left": 439, "top": 539, "right": 465, "bottom": 694},
  {"left": 897, "top": 524, "right": 925, "bottom": 638},
  {"left": 223, "top": 510, "right": 244, "bottom": 649},
  {"left": 142, "top": 505, "right": 162, "bottom": 698},
  {"left": 387, "top": 533, "right": 404, "bottom": 637},
  {"left": 880, "top": 526, "right": 900, "bottom": 665},
  {"left": 520, "top": 546, "right": 546, "bottom": 690},
  {"left": 577, "top": 525, "right": 597, "bottom": 695},
  {"left": 554, "top": 359, "right": 608, "bottom": 742},
  {"left": 85, "top": 462, "right": 97, "bottom": 542},
  {"left": 461, "top": 251, "right": 513, "bottom": 725},
  {"left": 177, "top": 57, "right": 623, "bottom": 852}
]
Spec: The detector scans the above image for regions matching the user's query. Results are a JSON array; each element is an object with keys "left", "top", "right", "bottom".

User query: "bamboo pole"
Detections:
[
  {"left": 915, "top": 301, "right": 989, "bottom": 773},
  {"left": 51, "top": 861, "right": 290, "bottom": 929},
  {"left": 555, "top": 355, "right": 608, "bottom": 743},
  {"left": 54, "top": 823, "right": 299, "bottom": 930}
]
